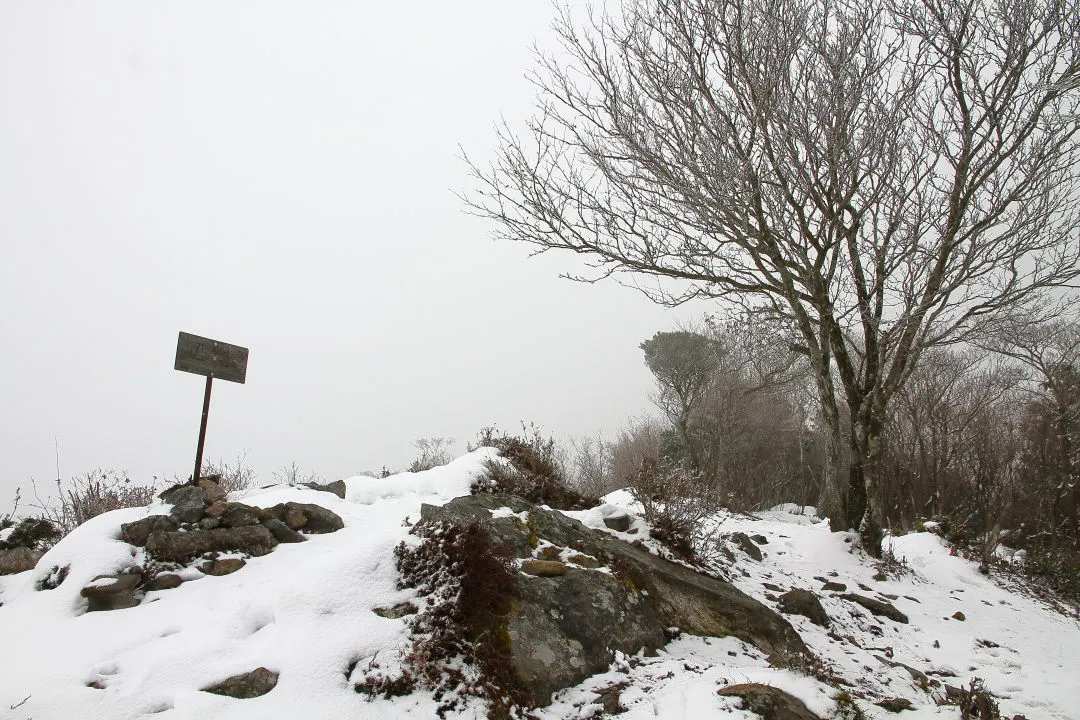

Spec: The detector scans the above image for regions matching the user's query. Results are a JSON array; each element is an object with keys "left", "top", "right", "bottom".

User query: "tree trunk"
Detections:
[{"left": 847, "top": 412, "right": 886, "bottom": 556}]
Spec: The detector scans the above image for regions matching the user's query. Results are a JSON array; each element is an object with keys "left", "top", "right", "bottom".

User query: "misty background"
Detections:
[{"left": 0, "top": 0, "right": 698, "bottom": 502}]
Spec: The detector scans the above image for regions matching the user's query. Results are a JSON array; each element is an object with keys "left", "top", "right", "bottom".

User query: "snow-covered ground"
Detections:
[{"left": 1, "top": 449, "right": 1077, "bottom": 719}]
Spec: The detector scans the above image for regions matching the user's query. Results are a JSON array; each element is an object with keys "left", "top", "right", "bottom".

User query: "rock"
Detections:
[
  {"left": 120, "top": 515, "right": 180, "bottom": 547},
  {"left": 200, "top": 557, "right": 246, "bottom": 576},
  {"left": 603, "top": 514, "right": 631, "bottom": 532},
  {"left": 220, "top": 504, "right": 261, "bottom": 528},
  {"left": 262, "top": 518, "right": 307, "bottom": 543},
  {"left": 763, "top": 582, "right": 785, "bottom": 592},
  {"left": 373, "top": 601, "right": 418, "bottom": 619},
  {"left": 290, "top": 503, "right": 344, "bottom": 533},
  {"left": 202, "top": 667, "right": 278, "bottom": 699},
  {"left": 821, "top": 581, "right": 847, "bottom": 592},
  {"left": 160, "top": 485, "right": 210, "bottom": 523},
  {"left": 731, "top": 532, "right": 763, "bottom": 561},
  {"left": 751, "top": 534, "right": 769, "bottom": 545},
  {"left": 199, "top": 517, "right": 221, "bottom": 530},
  {"left": 717, "top": 683, "right": 820, "bottom": 719},
  {"left": 952, "top": 611, "right": 966, "bottom": 621},
  {"left": 841, "top": 594, "right": 909, "bottom": 623},
  {"left": 0, "top": 547, "right": 42, "bottom": 575},
  {"left": 266, "top": 502, "right": 344, "bottom": 534},
  {"left": 80, "top": 573, "right": 141, "bottom": 611},
  {"left": 875, "top": 655, "right": 928, "bottom": 684},
  {"left": 196, "top": 476, "right": 228, "bottom": 503},
  {"left": 144, "top": 573, "right": 183, "bottom": 591},
  {"left": 420, "top": 494, "right": 810, "bottom": 705},
  {"left": 595, "top": 683, "right": 627, "bottom": 714},
  {"left": 876, "top": 697, "right": 914, "bottom": 712},
  {"left": 778, "top": 589, "right": 830, "bottom": 627},
  {"left": 146, "top": 526, "right": 277, "bottom": 562},
  {"left": 520, "top": 560, "right": 568, "bottom": 577},
  {"left": 304, "top": 480, "right": 347, "bottom": 499}
]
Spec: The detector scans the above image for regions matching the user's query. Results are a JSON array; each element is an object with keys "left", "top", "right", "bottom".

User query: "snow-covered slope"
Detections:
[{"left": 1, "top": 450, "right": 1077, "bottom": 719}]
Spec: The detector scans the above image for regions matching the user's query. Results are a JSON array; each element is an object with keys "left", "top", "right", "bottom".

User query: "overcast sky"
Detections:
[{"left": 0, "top": 0, "right": 701, "bottom": 502}]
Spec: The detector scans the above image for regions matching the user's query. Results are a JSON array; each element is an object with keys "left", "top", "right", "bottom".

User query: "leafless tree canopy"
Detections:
[{"left": 467, "top": 0, "right": 1080, "bottom": 548}]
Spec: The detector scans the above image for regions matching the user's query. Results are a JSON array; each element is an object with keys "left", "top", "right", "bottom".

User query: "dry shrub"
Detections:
[
  {"left": 408, "top": 438, "right": 455, "bottom": 473},
  {"left": 945, "top": 678, "right": 999, "bottom": 720},
  {"left": 471, "top": 425, "right": 598, "bottom": 511},
  {"left": 628, "top": 456, "right": 718, "bottom": 562},
  {"left": 202, "top": 453, "right": 258, "bottom": 494},
  {"left": 362, "top": 520, "right": 527, "bottom": 718},
  {"left": 29, "top": 470, "right": 158, "bottom": 536}
]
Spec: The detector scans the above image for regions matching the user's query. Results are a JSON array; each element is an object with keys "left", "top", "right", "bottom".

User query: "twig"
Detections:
[{"left": 10, "top": 694, "right": 30, "bottom": 710}]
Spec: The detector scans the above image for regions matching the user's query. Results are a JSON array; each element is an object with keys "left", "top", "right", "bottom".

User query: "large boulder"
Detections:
[
  {"left": 145, "top": 526, "right": 278, "bottom": 562},
  {"left": 419, "top": 494, "right": 810, "bottom": 705}
]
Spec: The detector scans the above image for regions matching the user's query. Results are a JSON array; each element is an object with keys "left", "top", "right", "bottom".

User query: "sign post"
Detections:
[{"left": 174, "top": 332, "right": 249, "bottom": 483}]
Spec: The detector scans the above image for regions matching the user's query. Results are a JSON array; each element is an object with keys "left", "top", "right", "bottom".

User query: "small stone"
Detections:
[
  {"left": 202, "top": 667, "right": 278, "bottom": 699},
  {"left": 750, "top": 534, "right": 768, "bottom": 545},
  {"left": 290, "top": 503, "right": 344, "bottom": 534},
  {"left": 603, "top": 514, "right": 631, "bottom": 532},
  {"left": 262, "top": 518, "right": 307, "bottom": 543},
  {"left": 520, "top": 560, "right": 568, "bottom": 577},
  {"left": 305, "top": 480, "right": 347, "bottom": 499},
  {"left": 822, "top": 581, "right": 847, "bottom": 592},
  {"left": 197, "top": 476, "right": 228, "bottom": 503},
  {"left": 595, "top": 683, "right": 627, "bottom": 714},
  {"left": 730, "top": 532, "right": 763, "bottom": 561},
  {"left": 876, "top": 697, "right": 914, "bottom": 712},
  {"left": 717, "top": 683, "right": 819, "bottom": 720},
  {"left": 373, "top": 601, "right": 418, "bottom": 619},
  {"left": 80, "top": 573, "right": 141, "bottom": 611},
  {"left": 200, "top": 558, "right": 246, "bottom": 576},
  {"left": 778, "top": 589, "right": 830, "bottom": 627},
  {"left": 221, "top": 505, "right": 260, "bottom": 528},
  {"left": 120, "top": 515, "right": 180, "bottom": 547},
  {"left": 842, "top": 594, "right": 909, "bottom": 623},
  {"left": 144, "top": 573, "right": 183, "bottom": 591},
  {"left": 952, "top": 611, "right": 966, "bottom": 621},
  {"left": 566, "top": 553, "right": 603, "bottom": 569}
]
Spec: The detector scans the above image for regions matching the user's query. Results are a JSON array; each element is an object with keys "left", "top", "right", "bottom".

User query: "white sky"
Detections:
[{"left": 0, "top": 0, "right": 700, "bottom": 500}]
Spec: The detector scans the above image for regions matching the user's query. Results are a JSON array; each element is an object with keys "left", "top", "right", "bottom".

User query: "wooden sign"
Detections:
[{"left": 174, "top": 332, "right": 249, "bottom": 384}]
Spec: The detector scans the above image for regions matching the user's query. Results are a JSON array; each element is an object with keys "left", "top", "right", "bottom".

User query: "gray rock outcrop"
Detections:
[{"left": 419, "top": 494, "right": 810, "bottom": 705}]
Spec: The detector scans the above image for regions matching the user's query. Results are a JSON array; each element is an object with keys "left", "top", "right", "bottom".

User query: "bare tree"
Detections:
[
  {"left": 466, "top": 0, "right": 1080, "bottom": 551},
  {"left": 984, "top": 317, "right": 1080, "bottom": 537}
]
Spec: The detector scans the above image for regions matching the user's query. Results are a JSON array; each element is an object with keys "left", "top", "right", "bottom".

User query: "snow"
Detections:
[{"left": 2, "top": 453, "right": 1078, "bottom": 719}]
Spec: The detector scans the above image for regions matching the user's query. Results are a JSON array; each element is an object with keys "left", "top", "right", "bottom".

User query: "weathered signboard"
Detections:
[
  {"left": 175, "top": 331, "right": 249, "bottom": 483},
  {"left": 174, "top": 332, "right": 249, "bottom": 384}
]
